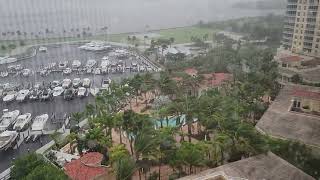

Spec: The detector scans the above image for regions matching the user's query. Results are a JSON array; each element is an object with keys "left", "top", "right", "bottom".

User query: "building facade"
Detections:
[{"left": 283, "top": 0, "right": 320, "bottom": 57}]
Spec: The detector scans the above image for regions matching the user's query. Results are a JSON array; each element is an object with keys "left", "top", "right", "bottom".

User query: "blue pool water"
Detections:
[{"left": 155, "top": 115, "right": 186, "bottom": 128}]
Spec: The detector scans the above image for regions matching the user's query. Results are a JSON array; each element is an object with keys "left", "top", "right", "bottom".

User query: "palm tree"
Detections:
[
  {"left": 71, "top": 112, "right": 83, "bottom": 125},
  {"left": 161, "top": 44, "right": 168, "bottom": 57},
  {"left": 209, "top": 133, "right": 231, "bottom": 165},
  {"left": 132, "top": 36, "right": 137, "bottom": 45},
  {"left": 144, "top": 35, "right": 148, "bottom": 47},
  {"left": 66, "top": 132, "right": 77, "bottom": 154},
  {"left": 127, "top": 36, "right": 132, "bottom": 44},
  {"left": 113, "top": 113, "right": 124, "bottom": 144},
  {"left": 176, "top": 142, "right": 205, "bottom": 174},
  {"left": 114, "top": 156, "right": 136, "bottom": 180},
  {"left": 169, "top": 37, "right": 175, "bottom": 47},
  {"left": 134, "top": 128, "right": 158, "bottom": 180},
  {"left": 110, "top": 144, "right": 130, "bottom": 164},
  {"left": 50, "top": 131, "right": 62, "bottom": 149}
]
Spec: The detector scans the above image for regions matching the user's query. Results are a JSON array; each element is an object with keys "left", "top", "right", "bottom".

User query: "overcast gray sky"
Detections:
[{"left": 0, "top": 0, "right": 282, "bottom": 34}]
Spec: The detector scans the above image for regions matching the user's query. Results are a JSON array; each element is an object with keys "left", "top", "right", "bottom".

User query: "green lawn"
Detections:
[{"left": 155, "top": 26, "right": 217, "bottom": 44}]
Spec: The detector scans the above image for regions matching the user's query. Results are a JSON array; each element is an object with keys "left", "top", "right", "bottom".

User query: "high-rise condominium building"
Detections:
[{"left": 283, "top": 0, "right": 320, "bottom": 57}]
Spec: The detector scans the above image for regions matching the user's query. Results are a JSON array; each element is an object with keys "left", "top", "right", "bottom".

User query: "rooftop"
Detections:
[
  {"left": 291, "top": 89, "right": 320, "bottom": 100},
  {"left": 64, "top": 152, "right": 106, "bottom": 180},
  {"left": 178, "top": 152, "right": 314, "bottom": 180},
  {"left": 184, "top": 68, "right": 198, "bottom": 76},
  {"left": 256, "top": 85, "right": 320, "bottom": 148},
  {"left": 202, "top": 73, "right": 232, "bottom": 87},
  {"left": 280, "top": 56, "right": 303, "bottom": 63}
]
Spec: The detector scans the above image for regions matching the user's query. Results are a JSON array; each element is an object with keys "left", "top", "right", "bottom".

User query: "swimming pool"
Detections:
[{"left": 154, "top": 115, "right": 186, "bottom": 128}]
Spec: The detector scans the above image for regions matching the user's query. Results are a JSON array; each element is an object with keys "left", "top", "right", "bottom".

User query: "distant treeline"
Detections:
[
  {"left": 199, "top": 15, "right": 284, "bottom": 44},
  {"left": 232, "top": 0, "right": 286, "bottom": 10}
]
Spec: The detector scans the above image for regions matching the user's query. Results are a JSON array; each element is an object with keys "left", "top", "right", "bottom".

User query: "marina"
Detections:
[{"left": 0, "top": 42, "right": 160, "bottom": 173}]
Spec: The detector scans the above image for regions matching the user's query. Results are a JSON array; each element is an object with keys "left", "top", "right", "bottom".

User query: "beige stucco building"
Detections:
[
  {"left": 283, "top": 0, "right": 320, "bottom": 57},
  {"left": 292, "top": 89, "right": 320, "bottom": 112}
]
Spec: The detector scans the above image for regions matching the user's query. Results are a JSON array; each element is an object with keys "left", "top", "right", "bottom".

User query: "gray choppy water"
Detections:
[{"left": 0, "top": 0, "right": 282, "bottom": 38}]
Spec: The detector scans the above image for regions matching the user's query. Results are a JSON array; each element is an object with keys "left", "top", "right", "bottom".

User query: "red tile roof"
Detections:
[
  {"left": 280, "top": 56, "right": 303, "bottom": 63},
  {"left": 291, "top": 89, "right": 320, "bottom": 100},
  {"left": 202, "top": 73, "right": 232, "bottom": 87},
  {"left": 172, "top": 77, "right": 183, "bottom": 82},
  {"left": 64, "top": 152, "right": 106, "bottom": 180},
  {"left": 184, "top": 68, "right": 198, "bottom": 76}
]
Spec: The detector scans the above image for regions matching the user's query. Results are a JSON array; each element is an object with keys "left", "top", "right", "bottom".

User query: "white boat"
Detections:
[
  {"left": 90, "top": 88, "right": 100, "bottom": 96},
  {"left": 0, "top": 56, "right": 17, "bottom": 65},
  {"left": 0, "top": 131, "right": 19, "bottom": 151},
  {"left": 62, "top": 79, "right": 72, "bottom": 89},
  {"left": 86, "top": 59, "right": 97, "bottom": 68},
  {"left": 22, "top": 69, "right": 32, "bottom": 77},
  {"left": 16, "top": 89, "right": 30, "bottom": 102},
  {"left": 72, "top": 78, "right": 81, "bottom": 88},
  {"left": 14, "top": 64, "right": 23, "bottom": 71},
  {"left": 101, "top": 78, "right": 111, "bottom": 90},
  {"left": 39, "top": 46, "right": 48, "bottom": 52},
  {"left": 52, "top": 87, "right": 64, "bottom": 97},
  {"left": 51, "top": 81, "right": 60, "bottom": 88},
  {"left": 40, "top": 89, "right": 52, "bottom": 101},
  {"left": 31, "top": 114, "right": 49, "bottom": 132},
  {"left": 72, "top": 60, "right": 81, "bottom": 68},
  {"left": 82, "top": 78, "right": 91, "bottom": 88},
  {"left": 101, "top": 60, "right": 110, "bottom": 70},
  {"left": 102, "top": 56, "right": 109, "bottom": 61},
  {"left": 40, "top": 69, "right": 48, "bottom": 76},
  {"left": 94, "top": 68, "right": 101, "bottom": 75},
  {"left": 29, "top": 89, "right": 39, "bottom": 101},
  {"left": 77, "top": 87, "right": 87, "bottom": 97},
  {"left": 13, "top": 113, "right": 32, "bottom": 131},
  {"left": 79, "top": 41, "right": 111, "bottom": 51},
  {"left": 0, "top": 110, "right": 20, "bottom": 132},
  {"left": 0, "top": 71, "right": 9, "bottom": 78},
  {"left": 63, "top": 68, "right": 72, "bottom": 75},
  {"left": 59, "top": 61, "right": 68, "bottom": 69},
  {"left": 3, "top": 91, "right": 17, "bottom": 102}
]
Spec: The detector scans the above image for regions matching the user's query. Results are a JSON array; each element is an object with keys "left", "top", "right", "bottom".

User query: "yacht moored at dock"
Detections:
[
  {"left": 13, "top": 113, "right": 32, "bottom": 131},
  {"left": 0, "top": 131, "right": 19, "bottom": 151},
  {"left": 0, "top": 109, "right": 20, "bottom": 132},
  {"left": 31, "top": 114, "right": 49, "bottom": 132}
]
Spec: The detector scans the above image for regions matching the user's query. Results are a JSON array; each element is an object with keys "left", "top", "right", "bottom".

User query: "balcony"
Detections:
[
  {"left": 287, "top": 0, "right": 298, "bottom": 5},
  {"left": 304, "top": 38, "right": 314, "bottom": 43},
  {"left": 284, "top": 25, "right": 295, "bottom": 29}
]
